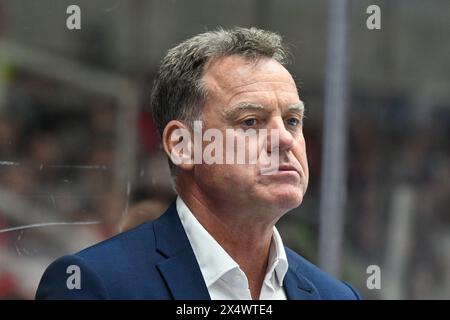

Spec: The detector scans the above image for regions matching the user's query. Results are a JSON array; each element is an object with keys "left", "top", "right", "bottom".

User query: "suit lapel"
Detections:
[
  {"left": 153, "top": 202, "right": 211, "bottom": 300},
  {"left": 283, "top": 251, "right": 322, "bottom": 300},
  {"left": 156, "top": 250, "right": 211, "bottom": 299}
]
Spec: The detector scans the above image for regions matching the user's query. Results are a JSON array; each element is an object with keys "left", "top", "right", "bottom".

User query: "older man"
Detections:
[{"left": 36, "top": 27, "right": 360, "bottom": 300}]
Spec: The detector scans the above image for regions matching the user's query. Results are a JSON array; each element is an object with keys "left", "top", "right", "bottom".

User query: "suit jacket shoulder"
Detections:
[
  {"left": 36, "top": 220, "right": 171, "bottom": 299},
  {"left": 36, "top": 202, "right": 210, "bottom": 299}
]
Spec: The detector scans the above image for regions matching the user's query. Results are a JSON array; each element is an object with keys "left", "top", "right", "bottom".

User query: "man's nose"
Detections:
[{"left": 266, "top": 117, "right": 294, "bottom": 153}]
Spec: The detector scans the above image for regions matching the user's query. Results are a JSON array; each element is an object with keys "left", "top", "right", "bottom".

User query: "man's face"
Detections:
[{"left": 193, "top": 55, "right": 309, "bottom": 218}]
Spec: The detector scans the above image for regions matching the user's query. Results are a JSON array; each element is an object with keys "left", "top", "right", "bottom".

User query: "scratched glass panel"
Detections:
[
  {"left": 0, "top": 0, "right": 175, "bottom": 298},
  {"left": 0, "top": 67, "right": 174, "bottom": 297}
]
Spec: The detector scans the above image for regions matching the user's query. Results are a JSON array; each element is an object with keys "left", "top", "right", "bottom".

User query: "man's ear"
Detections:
[{"left": 162, "top": 120, "right": 194, "bottom": 171}]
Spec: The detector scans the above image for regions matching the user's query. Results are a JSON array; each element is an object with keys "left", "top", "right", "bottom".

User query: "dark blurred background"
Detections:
[{"left": 0, "top": 0, "right": 449, "bottom": 299}]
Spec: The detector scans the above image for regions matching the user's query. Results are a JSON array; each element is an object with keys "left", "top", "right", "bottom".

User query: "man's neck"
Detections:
[{"left": 177, "top": 187, "right": 276, "bottom": 299}]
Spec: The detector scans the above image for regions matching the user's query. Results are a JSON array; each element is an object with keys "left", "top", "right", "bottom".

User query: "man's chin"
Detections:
[{"left": 260, "top": 189, "right": 304, "bottom": 213}]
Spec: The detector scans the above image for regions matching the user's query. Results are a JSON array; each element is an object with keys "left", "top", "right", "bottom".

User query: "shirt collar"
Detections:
[
  {"left": 267, "top": 227, "right": 289, "bottom": 288},
  {"left": 176, "top": 196, "right": 289, "bottom": 289}
]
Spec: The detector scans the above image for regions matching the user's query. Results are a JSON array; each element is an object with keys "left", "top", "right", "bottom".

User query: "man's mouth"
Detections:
[
  {"left": 259, "top": 162, "right": 300, "bottom": 176},
  {"left": 277, "top": 164, "right": 299, "bottom": 172}
]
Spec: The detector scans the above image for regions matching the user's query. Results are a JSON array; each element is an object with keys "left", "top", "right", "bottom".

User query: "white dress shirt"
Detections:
[{"left": 176, "top": 196, "right": 289, "bottom": 300}]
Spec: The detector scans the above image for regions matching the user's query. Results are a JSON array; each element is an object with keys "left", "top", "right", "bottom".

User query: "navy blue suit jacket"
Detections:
[{"left": 36, "top": 202, "right": 360, "bottom": 300}]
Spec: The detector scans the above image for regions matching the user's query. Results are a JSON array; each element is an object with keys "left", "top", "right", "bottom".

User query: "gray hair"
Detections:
[{"left": 150, "top": 27, "right": 290, "bottom": 174}]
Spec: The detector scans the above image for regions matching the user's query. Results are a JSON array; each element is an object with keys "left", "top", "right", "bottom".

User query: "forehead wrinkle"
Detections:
[
  {"left": 226, "top": 79, "right": 298, "bottom": 101},
  {"left": 227, "top": 79, "right": 298, "bottom": 91},
  {"left": 223, "top": 102, "right": 267, "bottom": 119},
  {"left": 225, "top": 88, "right": 300, "bottom": 111}
]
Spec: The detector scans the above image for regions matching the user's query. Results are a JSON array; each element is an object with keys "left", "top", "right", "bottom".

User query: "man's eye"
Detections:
[
  {"left": 286, "top": 117, "right": 301, "bottom": 126},
  {"left": 243, "top": 118, "right": 258, "bottom": 127}
]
